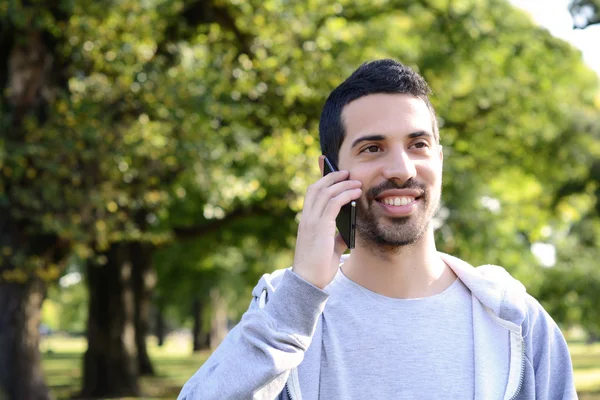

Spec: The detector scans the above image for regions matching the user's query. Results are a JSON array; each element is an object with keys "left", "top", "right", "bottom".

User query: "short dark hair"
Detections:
[{"left": 319, "top": 59, "right": 439, "bottom": 167}]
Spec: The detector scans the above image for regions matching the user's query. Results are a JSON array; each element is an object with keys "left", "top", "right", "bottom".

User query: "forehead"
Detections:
[{"left": 341, "top": 93, "right": 432, "bottom": 144}]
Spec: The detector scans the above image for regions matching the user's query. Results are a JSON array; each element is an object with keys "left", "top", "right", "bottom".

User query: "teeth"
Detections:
[{"left": 382, "top": 197, "right": 414, "bottom": 206}]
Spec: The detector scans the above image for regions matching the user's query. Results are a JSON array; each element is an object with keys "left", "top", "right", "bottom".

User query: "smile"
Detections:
[
  {"left": 375, "top": 196, "right": 420, "bottom": 216},
  {"left": 380, "top": 196, "right": 416, "bottom": 206},
  {"left": 371, "top": 188, "right": 424, "bottom": 216}
]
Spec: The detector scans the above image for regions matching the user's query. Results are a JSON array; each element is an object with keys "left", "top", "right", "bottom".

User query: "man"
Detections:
[{"left": 178, "top": 59, "right": 576, "bottom": 399}]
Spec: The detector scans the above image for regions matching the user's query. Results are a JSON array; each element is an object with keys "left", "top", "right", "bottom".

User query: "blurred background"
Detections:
[{"left": 1, "top": 0, "right": 599, "bottom": 399}]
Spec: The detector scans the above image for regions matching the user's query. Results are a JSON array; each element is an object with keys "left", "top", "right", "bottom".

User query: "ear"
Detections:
[
  {"left": 438, "top": 144, "right": 443, "bottom": 164},
  {"left": 318, "top": 155, "right": 325, "bottom": 176}
]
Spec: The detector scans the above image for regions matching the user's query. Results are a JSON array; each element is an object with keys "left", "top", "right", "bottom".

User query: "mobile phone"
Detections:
[{"left": 323, "top": 156, "right": 356, "bottom": 249}]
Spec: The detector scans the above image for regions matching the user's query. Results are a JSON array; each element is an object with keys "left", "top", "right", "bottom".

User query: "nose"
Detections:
[{"left": 382, "top": 150, "right": 416, "bottom": 183}]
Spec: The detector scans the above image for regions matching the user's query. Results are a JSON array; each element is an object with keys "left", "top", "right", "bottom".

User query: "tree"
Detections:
[
  {"left": 0, "top": 3, "right": 71, "bottom": 399},
  {"left": 132, "top": 242, "right": 156, "bottom": 375},
  {"left": 148, "top": 0, "right": 599, "bottom": 351},
  {"left": 82, "top": 244, "right": 139, "bottom": 397},
  {"left": 1, "top": 0, "right": 599, "bottom": 397},
  {"left": 151, "top": 0, "right": 600, "bottom": 343}
]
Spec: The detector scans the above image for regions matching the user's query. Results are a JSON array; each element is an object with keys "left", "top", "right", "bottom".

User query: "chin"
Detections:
[
  {"left": 377, "top": 228, "right": 424, "bottom": 247},
  {"left": 357, "top": 220, "right": 427, "bottom": 249},
  {"left": 357, "top": 200, "right": 435, "bottom": 249}
]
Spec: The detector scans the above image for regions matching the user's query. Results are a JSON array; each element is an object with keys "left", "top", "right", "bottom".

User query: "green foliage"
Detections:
[
  {"left": 41, "top": 299, "right": 60, "bottom": 331},
  {"left": 42, "top": 277, "right": 88, "bottom": 333},
  {"left": 2, "top": 0, "right": 600, "bottom": 333}
]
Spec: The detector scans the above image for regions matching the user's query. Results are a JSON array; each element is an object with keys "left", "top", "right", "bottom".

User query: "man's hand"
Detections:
[{"left": 292, "top": 169, "right": 362, "bottom": 289}]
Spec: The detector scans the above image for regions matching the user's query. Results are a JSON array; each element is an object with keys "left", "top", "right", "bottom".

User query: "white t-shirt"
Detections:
[{"left": 318, "top": 268, "right": 475, "bottom": 399}]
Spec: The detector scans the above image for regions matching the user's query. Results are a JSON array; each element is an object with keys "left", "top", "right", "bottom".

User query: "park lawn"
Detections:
[
  {"left": 42, "top": 336, "right": 600, "bottom": 399},
  {"left": 42, "top": 335, "right": 208, "bottom": 400},
  {"left": 571, "top": 342, "right": 600, "bottom": 399}
]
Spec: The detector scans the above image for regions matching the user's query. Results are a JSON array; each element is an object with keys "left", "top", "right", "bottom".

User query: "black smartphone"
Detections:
[{"left": 323, "top": 156, "right": 356, "bottom": 249}]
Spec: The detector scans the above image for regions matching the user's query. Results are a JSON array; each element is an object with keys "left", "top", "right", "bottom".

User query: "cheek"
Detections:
[
  {"left": 416, "top": 162, "right": 440, "bottom": 182},
  {"left": 347, "top": 165, "right": 374, "bottom": 185},
  {"left": 432, "top": 166, "right": 443, "bottom": 184}
]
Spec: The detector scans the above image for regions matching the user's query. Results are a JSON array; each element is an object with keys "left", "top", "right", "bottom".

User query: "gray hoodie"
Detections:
[{"left": 178, "top": 252, "right": 577, "bottom": 399}]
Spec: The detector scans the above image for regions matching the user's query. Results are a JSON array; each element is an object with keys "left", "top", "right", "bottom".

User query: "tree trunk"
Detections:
[
  {"left": 131, "top": 242, "right": 156, "bottom": 376},
  {"left": 155, "top": 303, "right": 166, "bottom": 347},
  {"left": 209, "top": 288, "right": 229, "bottom": 350},
  {"left": 0, "top": 279, "right": 50, "bottom": 400},
  {"left": 0, "top": 20, "right": 69, "bottom": 400},
  {"left": 192, "top": 296, "right": 210, "bottom": 352},
  {"left": 587, "top": 331, "right": 599, "bottom": 344},
  {"left": 81, "top": 243, "right": 139, "bottom": 398}
]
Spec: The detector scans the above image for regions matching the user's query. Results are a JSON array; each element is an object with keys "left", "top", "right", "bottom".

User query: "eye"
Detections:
[
  {"left": 361, "top": 145, "right": 382, "bottom": 153},
  {"left": 410, "top": 141, "right": 430, "bottom": 149}
]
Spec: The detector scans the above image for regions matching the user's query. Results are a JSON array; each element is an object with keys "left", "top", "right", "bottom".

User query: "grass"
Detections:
[
  {"left": 41, "top": 335, "right": 209, "bottom": 400},
  {"left": 571, "top": 342, "right": 600, "bottom": 399},
  {"left": 42, "top": 336, "right": 600, "bottom": 399}
]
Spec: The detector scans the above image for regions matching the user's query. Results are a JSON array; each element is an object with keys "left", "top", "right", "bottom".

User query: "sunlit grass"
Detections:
[
  {"left": 42, "top": 335, "right": 209, "bottom": 400},
  {"left": 571, "top": 342, "right": 600, "bottom": 398},
  {"left": 42, "top": 336, "right": 600, "bottom": 399}
]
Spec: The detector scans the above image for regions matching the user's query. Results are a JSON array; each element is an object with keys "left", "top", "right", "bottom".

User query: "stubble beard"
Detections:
[{"left": 355, "top": 179, "right": 440, "bottom": 253}]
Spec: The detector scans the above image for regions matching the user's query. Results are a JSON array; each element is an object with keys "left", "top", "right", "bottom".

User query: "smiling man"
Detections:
[{"left": 179, "top": 60, "right": 576, "bottom": 399}]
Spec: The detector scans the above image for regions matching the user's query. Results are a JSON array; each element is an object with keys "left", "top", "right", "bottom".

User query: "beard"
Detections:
[{"left": 355, "top": 178, "right": 440, "bottom": 251}]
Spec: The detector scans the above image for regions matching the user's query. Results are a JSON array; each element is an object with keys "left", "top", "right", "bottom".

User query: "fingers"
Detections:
[
  {"left": 321, "top": 187, "right": 361, "bottom": 221},
  {"left": 292, "top": 168, "right": 360, "bottom": 290},
  {"left": 312, "top": 179, "right": 361, "bottom": 219},
  {"left": 303, "top": 170, "right": 350, "bottom": 209}
]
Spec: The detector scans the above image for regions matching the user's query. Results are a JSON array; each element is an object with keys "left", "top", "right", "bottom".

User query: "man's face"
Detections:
[{"left": 337, "top": 93, "right": 443, "bottom": 249}]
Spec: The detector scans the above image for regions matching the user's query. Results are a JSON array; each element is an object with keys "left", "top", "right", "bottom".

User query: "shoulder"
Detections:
[
  {"left": 521, "top": 293, "right": 571, "bottom": 365},
  {"left": 520, "top": 294, "right": 576, "bottom": 395},
  {"left": 522, "top": 293, "right": 560, "bottom": 339}
]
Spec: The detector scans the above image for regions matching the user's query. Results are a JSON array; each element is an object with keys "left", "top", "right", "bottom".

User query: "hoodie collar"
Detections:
[
  {"left": 441, "top": 252, "right": 527, "bottom": 329},
  {"left": 339, "top": 252, "right": 527, "bottom": 328}
]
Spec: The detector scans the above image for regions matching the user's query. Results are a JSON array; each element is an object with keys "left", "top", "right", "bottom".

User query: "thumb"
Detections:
[{"left": 333, "top": 233, "right": 348, "bottom": 258}]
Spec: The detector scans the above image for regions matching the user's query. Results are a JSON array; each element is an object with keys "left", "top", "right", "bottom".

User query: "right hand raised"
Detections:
[{"left": 292, "top": 166, "right": 362, "bottom": 289}]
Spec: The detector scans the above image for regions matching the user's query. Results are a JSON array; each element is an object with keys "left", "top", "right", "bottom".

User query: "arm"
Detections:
[
  {"left": 178, "top": 160, "right": 362, "bottom": 399},
  {"left": 177, "top": 270, "right": 328, "bottom": 400},
  {"left": 524, "top": 295, "right": 578, "bottom": 399}
]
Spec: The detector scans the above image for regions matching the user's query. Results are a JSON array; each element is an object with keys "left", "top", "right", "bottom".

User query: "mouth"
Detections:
[
  {"left": 379, "top": 196, "right": 418, "bottom": 207},
  {"left": 373, "top": 190, "right": 423, "bottom": 216}
]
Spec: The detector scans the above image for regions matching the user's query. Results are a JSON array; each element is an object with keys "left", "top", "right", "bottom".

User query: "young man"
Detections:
[{"left": 178, "top": 60, "right": 576, "bottom": 399}]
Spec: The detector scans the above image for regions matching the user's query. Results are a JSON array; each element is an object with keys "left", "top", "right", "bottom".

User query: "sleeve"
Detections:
[
  {"left": 177, "top": 269, "right": 329, "bottom": 400},
  {"left": 524, "top": 295, "right": 578, "bottom": 400}
]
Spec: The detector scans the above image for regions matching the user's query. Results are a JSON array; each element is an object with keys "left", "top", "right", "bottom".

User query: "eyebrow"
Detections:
[{"left": 350, "top": 131, "right": 433, "bottom": 149}]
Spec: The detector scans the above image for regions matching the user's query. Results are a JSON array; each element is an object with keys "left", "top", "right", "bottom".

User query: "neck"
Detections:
[{"left": 342, "top": 228, "right": 457, "bottom": 299}]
